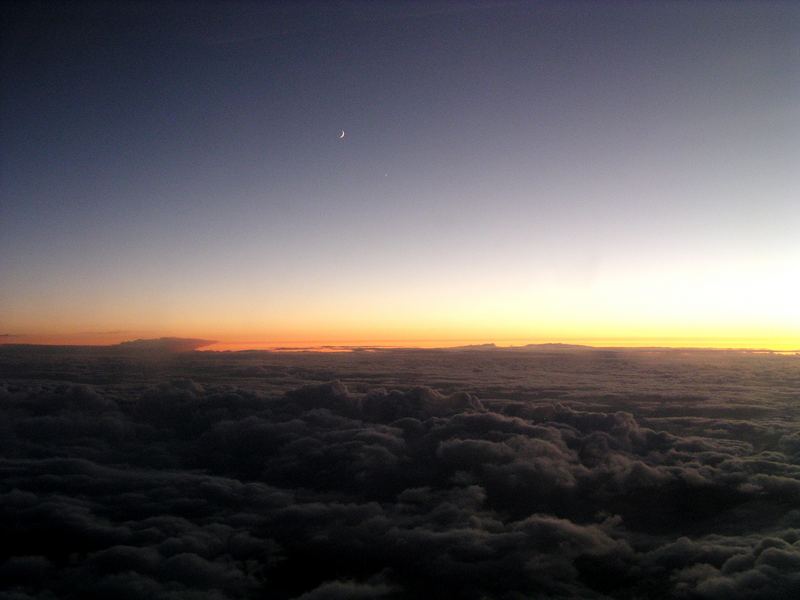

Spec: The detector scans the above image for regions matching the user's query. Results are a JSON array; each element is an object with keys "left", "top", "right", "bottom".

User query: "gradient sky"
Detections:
[{"left": 2, "top": 1, "right": 799, "bottom": 349}]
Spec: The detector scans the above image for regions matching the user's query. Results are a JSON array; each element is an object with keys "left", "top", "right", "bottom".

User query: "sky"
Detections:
[{"left": 1, "top": 0, "right": 799, "bottom": 350}]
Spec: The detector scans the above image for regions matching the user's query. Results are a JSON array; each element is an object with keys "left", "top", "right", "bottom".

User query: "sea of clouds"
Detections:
[{"left": 1, "top": 346, "right": 799, "bottom": 598}]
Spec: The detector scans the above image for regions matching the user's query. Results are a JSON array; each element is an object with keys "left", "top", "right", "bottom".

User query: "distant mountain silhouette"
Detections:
[
  {"left": 445, "top": 343, "right": 592, "bottom": 352},
  {"left": 518, "top": 343, "right": 593, "bottom": 351}
]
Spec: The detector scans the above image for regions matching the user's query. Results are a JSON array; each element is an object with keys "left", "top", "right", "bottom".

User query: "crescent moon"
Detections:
[{"left": 338, "top": 130, "right": 345, "bottom": 139}]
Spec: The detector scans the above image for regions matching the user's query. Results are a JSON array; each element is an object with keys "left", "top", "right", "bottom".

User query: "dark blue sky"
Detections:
[{"left": 1, "top": 1, "right": 798, "bottom": 347}]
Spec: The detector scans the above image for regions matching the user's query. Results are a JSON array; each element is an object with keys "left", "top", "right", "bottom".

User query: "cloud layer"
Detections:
[{"left": 1, "top": 346, "right": 799, "bottom": 598}]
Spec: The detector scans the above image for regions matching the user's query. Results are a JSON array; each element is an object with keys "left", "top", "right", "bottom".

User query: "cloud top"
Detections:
[{"left": 1, "top": 347, "right": 799, "bottom": 598}]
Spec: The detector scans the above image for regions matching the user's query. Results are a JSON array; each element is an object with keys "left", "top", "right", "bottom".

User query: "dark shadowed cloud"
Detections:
[{"left": 1, "top": 346, "right": 800, "bottom": 598}]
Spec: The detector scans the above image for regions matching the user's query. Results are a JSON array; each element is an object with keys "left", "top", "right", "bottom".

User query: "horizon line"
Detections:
[{"left": 1, "top": 338, "right": 798, "bottom": 354}]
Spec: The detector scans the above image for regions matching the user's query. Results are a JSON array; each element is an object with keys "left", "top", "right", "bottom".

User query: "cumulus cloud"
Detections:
[{"left": 1, "top": 345, "right": 799, "bottom": 598}]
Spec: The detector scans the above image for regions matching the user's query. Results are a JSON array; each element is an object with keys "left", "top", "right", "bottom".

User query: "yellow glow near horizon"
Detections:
[
  {"left": 3, "top": 334, "right": 799, "bottom": 352},
  {"left": 3, "top": 251, "right": 798, "bottom": 351}
]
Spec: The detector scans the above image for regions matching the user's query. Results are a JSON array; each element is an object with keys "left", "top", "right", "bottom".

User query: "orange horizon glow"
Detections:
[
  {"left": 2, "top": 332, "right": 799, "bottom": 353},
  {"left": 4, "top": 253, "right": 798, "bottom": 354}
]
